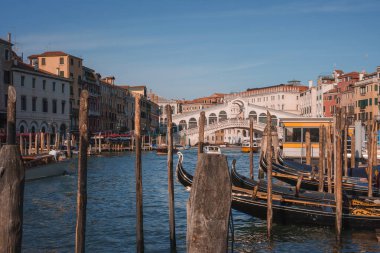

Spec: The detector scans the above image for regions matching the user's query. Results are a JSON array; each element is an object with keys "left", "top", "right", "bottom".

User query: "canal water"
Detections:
[{"left": 23, "top": 148, "right": 380, "bottom": 252}]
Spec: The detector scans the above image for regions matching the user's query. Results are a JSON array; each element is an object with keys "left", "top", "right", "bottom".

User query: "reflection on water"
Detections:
[{"left": 23, "top": 148, "right": 380, "bottom": 252}]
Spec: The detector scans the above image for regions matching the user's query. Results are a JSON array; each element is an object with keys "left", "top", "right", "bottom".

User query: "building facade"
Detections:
[
  {"left": 12, "top": 60, "right": 71, "bottom": 135},
  {"left": 354, "top": 67, "right": 380, "bottom": 121},
  {"left": 300, "top": 81, "right": 317, "bottom": 117},
  {"left": 28, "top": 51, "right": 83, "bottom": 132},
  {"left": 224, "top": 81, "right": 308, "bottom": 115},
  {"left": 0, "top": 36, "right": 12, "bottom": 133}
]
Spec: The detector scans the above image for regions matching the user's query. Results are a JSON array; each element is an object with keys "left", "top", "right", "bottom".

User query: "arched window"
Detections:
[
  {"left": 219, "top": 111, "right": 227, "bottom": 122},
  {"left": 189, "top": 118, "right": 197, "bottom": 129},
  {"left": 259, "top": 113, "right": 267, "bottom": 124},
  {"left": 20, "top": 125, "right": 25, "bottom": 133},
  {"left": 248, "top": 111, "right": 257, "bottom": 121},
  {"left": 209, "top": 113, "right": 217, "bottom": 124}
]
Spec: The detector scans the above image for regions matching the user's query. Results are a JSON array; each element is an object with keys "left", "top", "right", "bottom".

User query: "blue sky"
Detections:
[{"left": 1, "top": 0, "right": 380, "bottom": 99}]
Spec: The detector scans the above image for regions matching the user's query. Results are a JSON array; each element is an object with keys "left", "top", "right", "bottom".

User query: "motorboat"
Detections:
[{"left": 203, "top": 145, "right": 222, "bottom": 154}]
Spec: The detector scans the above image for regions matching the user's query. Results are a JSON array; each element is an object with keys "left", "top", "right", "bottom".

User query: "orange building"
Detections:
[{"left": 28, "top": 51, "right": 83, "bottom": 132}]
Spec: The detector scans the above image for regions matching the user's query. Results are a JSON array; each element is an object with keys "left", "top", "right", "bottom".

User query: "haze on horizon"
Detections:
[{"left": 1, "top": 0, "right": 380, "bottom": 100}]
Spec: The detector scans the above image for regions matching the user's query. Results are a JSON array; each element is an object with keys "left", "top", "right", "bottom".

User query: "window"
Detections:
[
  {"left": 70, "top": 86, "right": 73, "bottom": 95},
  {"left": 21, "top": 76, "right": 25, "bottom": 86},
  {"left": 5, "top": 49, "right": 9, "bottom": 60},
  {"left": 42, "top": 98, "right": 48, "bottom": 113},
  {"left": 61, "top": 101, "right": 65, "bottom": 114},
  {"left": 62, "top": 83, "right": 65, "bottom": 93},
  {"left": 32, "top": 97, "right": 37, "bottom": 112},
  {"left": 60, "top": 57, "right": 64, "bottom": 64},
  {"left": 303, "top": 128, "right": 319, "bottom": 142},
  {"left": 285, "top": 128, "right": 301, "bottom": 142},
  {"left": 4, "top": 95, "right": 7, "bottom": 108},
  {"left": 53, "top": 82, "right": 56, "bottom": 91},
  {"left": 59, "top": 71, "right": 64, "bottom": 77},
  {"left": 70, "top": 58, "right": 74, "bottom": 65},
  {"left": 32, "top": 78, "right": 36, "bottom": 88},
  {"left": 3, "top": 70, "right": 10, "bottom": 84},
  {"left": 41, "top": 58, "right": 46, "bottom": 65},
  {"left": 52, "top": 99, "right": 57, "bottom": 113},
  {"left": 21, "top": 95, "right": 27, "bottom": 111},
  {"left": 43, "top": 80, "right": 46, "bottom": 90},
  {"left": 70, "top": 72, "right": 73, "bottom": 79}
]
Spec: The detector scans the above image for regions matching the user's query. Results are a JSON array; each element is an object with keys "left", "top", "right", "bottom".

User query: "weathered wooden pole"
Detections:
[
  {"left": 351, "top": 129, "right": 356, "bottom": 170},
  {"left": 75, "top": 90, "right": 89, "bottom": 253},
  {"left": 67, "top": 132, "right": 72, "bottom": 158},
  {"left": 335, "top": 109, "right": 343, "bottom": 240},
  {"left": 0, "top": 86, "right": 25, "bottom": 253},
  {"left": 187, "top": 154, "right": 231, "bottom": 253},
  {"left": 266, "top": 112, "right": 273, "bottom": 239},
  {"left": 318, "top": 125, "right": 324, "bottom": 192},
  {"left": 198, "top": 111, "right": 205, "bottom": 156},
  {"left": 327, "top": 125, "right": 332, "bottom": 193},
  {"left": 249, "top": 117, "right": 254, "bottom": 179},
  {"left": 343, "top": 114, "right": 348, "bottom": 176},
  {"left": 134, "top": 95, "right": 144, "bottom": 253},
  {"left": 373, "top": 121, "right": 378, "bottom": 168},
  {"left": 368, "top": 119, "right": 374, "bottom": 197},
  {"left": 305, "top": 128, "right": 311, "bottom": 165},
  {"left": 166, "top": 105, "right": 176, "bottom": 251}
]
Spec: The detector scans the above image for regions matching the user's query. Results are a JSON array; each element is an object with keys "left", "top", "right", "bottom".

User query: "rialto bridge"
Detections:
[{"left": 170, "top": 98, "right": 300, "bottom": 145}]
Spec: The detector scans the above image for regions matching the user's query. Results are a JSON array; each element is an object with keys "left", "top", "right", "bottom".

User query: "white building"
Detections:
[
  {"left": 224, "top": 81, "right": 308, "bottom": 115},
  {"left": 315, "top": 71, "right": 341, "bottom": 117},
  {"left": 299, "top": 81, "right": 317, "bottom": 117},
  {"left": 12, "top": 61, "right": 71, "bottom": 135}
]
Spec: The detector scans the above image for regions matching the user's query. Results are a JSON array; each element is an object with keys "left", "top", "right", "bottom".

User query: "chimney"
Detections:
[
  {"left": 308, "top": 80, "right": 313, "bottom": 88},
  {"left": 7, "top": 33, "right": 11, "bottom": 43}
]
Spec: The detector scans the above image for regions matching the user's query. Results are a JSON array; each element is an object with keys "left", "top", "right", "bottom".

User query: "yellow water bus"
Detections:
[{"left": 280, "top": 117, "right": 333, "bottom": 159}]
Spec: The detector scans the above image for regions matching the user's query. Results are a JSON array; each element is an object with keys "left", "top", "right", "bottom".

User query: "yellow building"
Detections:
[
  {"left": 28, "top": 51, "right": 83, "bottom": 132},
  {"left": 354, "top": 67, "right": 380, "bottom": 122}
]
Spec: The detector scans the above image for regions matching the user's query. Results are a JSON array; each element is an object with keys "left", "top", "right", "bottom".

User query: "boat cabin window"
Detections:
[
  {"left": 285, "top": 128, "right": 302, "bottom": 142},
  {"left": 285, "top": 127, "right": 319, "bottom": 143}
]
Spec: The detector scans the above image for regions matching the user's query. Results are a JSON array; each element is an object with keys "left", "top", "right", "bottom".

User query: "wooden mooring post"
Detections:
[
  {"left": 134, "top": 95, "right": 144, "bottom": 252},
  {"left": 318, "top": 125, "right": 324, "bottom": 192},
  {"left": 335, "top": 109, "right": 343, "bottom": 240},
  {"left": 75, "top": 90, "right": 89, "bottom": 253},
  {"left": 327, "top": 125, "right": 333, "bottom": 193},
  {"left": 305, "top": 128, "right": 311, "bottom": 165},
  {"left": 187, "top": 154, "right": 231, "bottom": 253},
  {"left": 368, "top": 118, "right": 374, "bottom": 197},
  {"left": 249, "top": 117, "right": 254, "bottom": 179},
  {"left": 166, "top": 105, "right": 176, "bottom": 251},
  {"left": 0, "top": 86, "right": 25, "bottom": 253},
  {"left": 198, "top": 111, "right": 205, "bottom": 156},
  {"left": 351, "top": 129, "right": 356, "bottom": 170},
  {"left": 266, "top": 112, "right": 273, "bottom": 239}
]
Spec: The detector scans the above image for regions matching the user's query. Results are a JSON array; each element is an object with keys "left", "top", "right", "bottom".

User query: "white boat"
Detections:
[{"left": 203, "top": 146, "right": 222, "bottom": 154}]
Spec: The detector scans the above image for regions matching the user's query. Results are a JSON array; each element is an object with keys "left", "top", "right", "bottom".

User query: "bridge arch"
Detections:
[
  {"left": 209, "top": 113, "right": 217, "bottom": 124},
  {"left": 248, "top": 110, "right": 257, "bottom": 121},
  {"left": 179, "top": 120, "right": 187, "bottom": 131},
  {"left": 258, "top": 113, "right": 267, "bottom": 124},
  {"left": 189, "top": 118, "right": 197, "bottom": 129},
  {"left": 219, "top": 111, "right": 227, "bottom": 122}
]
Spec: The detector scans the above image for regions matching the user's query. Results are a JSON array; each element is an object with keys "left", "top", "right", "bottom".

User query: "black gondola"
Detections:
[
  {"left": 261, "top": 154, "right": 380, "bottom": 197},
  {"left": 176, "top": 152, "right": 380, "bottom": 229}
]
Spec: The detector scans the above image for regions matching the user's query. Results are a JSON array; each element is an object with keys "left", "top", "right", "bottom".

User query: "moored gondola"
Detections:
[
  {"left": 260, "top": 153, "right": 380, "bottom": 197},
  {"left": 176, "top": 152, "right": 380, "bottom": 229}
]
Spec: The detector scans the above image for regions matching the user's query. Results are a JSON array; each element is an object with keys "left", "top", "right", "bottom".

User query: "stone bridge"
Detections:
[{"left": 169, "top": 97, "right": 300, "bottom": 145}]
